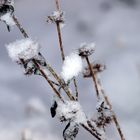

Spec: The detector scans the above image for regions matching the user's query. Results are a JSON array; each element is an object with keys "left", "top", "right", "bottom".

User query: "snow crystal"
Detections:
[
  {"left": 56, "top": 101, "right": 87, "bottom": 124},
  {"left": 6, "top": 38, "right": 40, "bottom": 62},
  {"left": 61, "top": 53, "right": 83, "bottom": 82},
  {"left": 0, "top": 12, "right": 15, "bottom": 26},
  {"left": 79, "top": 42, "right": 95, "bottom": 57}
]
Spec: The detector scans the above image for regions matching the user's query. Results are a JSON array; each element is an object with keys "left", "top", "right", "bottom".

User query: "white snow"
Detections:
[
  {"left": 6, "top": 38, "right": 40, "bottom": 62},
  {"left": 0, "top": 12, "right": 15, "bottom": 26},
  {"left": 56, "top": 101, "right": 87, "bottom": 124},
  {"left": 79, "top": 42, "right": 96, "bottom": 56},
  {"left": 61, "top": 52, "right": 83, "bottom": 82},
  {"left": 47, "top": 11, "right": 65, "bottom": 28}
]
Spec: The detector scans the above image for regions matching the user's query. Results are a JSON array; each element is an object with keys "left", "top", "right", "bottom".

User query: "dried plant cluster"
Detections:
[{"left": 0, "top": 0, "right": 126, "bottom": 140}]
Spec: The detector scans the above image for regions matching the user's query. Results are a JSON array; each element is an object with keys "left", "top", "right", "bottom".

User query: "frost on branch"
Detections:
[
  {"left": 78, "top": 42, "right": 95, "bottom": 57},
  {"left": 6, "top": 38, "right": 40, "bottom": 62},
  {"left": 52, "top": 100, "right": 86, "bottom": 140},
  {"left": 63, "top": 122, "right": 79, "bottom": 140},
  {"left": 95, "top": 99, "right": 112, "bottom": 129},
  {"left": 61, "top": 53, "right": 83, "bottom": 83},
  {"left": 0, "top": 0, "right": 15, "bottom": 31},
  {"left": 47, "top": 10, "right": 65, "bottom": 28},
  {"left": 6, "top": 38, "right": 49, "bottom": 76},
  {"left": 56, "top": 100, "right": 86, "bottom": 123}
]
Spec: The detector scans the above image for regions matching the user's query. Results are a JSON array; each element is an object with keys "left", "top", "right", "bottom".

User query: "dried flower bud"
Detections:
[
  {"left": 78, "top": 42, "right": 95, "bottom": 57},
  {"left": 95, "top": 100, "right": 112, "bottom": 128},
  {"left": 83, "top": 63, "right": 106, "bottom": 78},
  {"left": 47, "top": 11, "right": 65, "bottom": 24}
]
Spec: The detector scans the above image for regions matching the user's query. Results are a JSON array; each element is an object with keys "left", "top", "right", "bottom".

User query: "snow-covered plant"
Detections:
[
  {"left": 1, "top": 0, "right": 126, "bottom": 140},
  {"left": 0, "top": 0, "right": 15, "bottom": 31},
  {"left": 47, "top": 10, "right": 65, "bottom": 28},
  {"left": 95, "top": 99, "right": 112, "bottom": 129},
  {"left": 6, "top": 38, "right": 40, "bottom": 62},
  {"left": 78, "top": 42, "right": 95, "bottom": 57},
  {"left": 61, "top": 52, "right": 83, "bottom": 83}
]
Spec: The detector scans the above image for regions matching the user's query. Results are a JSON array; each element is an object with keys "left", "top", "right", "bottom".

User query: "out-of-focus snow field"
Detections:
[{"left": 0, "top": 0, "right": 140, "bottom": 139}]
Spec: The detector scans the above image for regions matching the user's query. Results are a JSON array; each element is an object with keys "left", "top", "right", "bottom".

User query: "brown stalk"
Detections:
[
  {"left": 13, "top": 15, "right": 64, "bottom": 102},
  {"left": 12, "top": 15, "right": 29, "bottom": 38},
  {"left": 32, "top": 59, "right": 64, "bottom": 102},
  {"left": 96, "top": 76, "right": 125, "bottom": 140},
  {"left": 81, "top": 123, "right": 102, "bottom": 140},
  {"left": 54, "top": 0, "right": 79, "bottom": 100},
  {"left": 13, "top": 14, "right": 74, "bottom": 101},
  {"left": 85, "top": 56, "right": 100, "bottom": 99},
  {"left": 85, "top": 56, "right": 125, "bottom": 140}
]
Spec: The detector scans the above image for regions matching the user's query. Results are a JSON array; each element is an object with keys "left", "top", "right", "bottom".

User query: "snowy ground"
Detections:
[{"left": 0, "top": 0, "right": 140, "bottom": 139}]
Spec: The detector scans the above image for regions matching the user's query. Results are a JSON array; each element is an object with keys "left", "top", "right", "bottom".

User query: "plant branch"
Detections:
[
  {"left": 12, "top": 13, "right": 106, "bottom": 140},
  {"left": 54, "top": 0, "right": 79, "bottom": 100},
  {"left": 96, "top": 75, "right": 125, "bottom": 140},
  {"left": 12, "top": 15, "right": 29, "bottom": 38},
  {"left": 85, "top": 56, "right": 100, "bottom": 99}
]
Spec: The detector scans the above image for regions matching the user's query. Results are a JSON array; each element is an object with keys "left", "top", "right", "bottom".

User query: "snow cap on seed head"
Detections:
[
  {"left": 6, "top": 38, "right": 40, "bottom": 62},
  {"left": 78, "top": 42, "right": 95, "bottom": 57}
]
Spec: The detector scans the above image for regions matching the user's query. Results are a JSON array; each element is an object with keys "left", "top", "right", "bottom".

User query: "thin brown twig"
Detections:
[
  {"left": 54, "top": 0, "right": 79, "bottom": 100},
  {"left": 12, "top": 15, "right": 29, "bottom": 38},
  {"left": 13, "top": 14, "right": 75, "bottom": 101},
  {"left": 85, "top": 56, "right": 100, "bottom": 99},
  {"left": 81, "top": 123, "right": 102, "bottom": 140},
  {"left": 84, "top": 56, "right": 125, "bottom": 140},
  {"left": 96, "top": 76, "right": 125, "bottom": 140},
  {"left": 56, "top": 22, "right": 65, "bottom": 61},
  {"left": 32, "top": 59, "right": 64, "bottom": 102},
  {"left": 45, "top": 62, "right": 75, "bottom": 100},
  {"left": 55, "top": 0, "right": 60, "bottom": 11}
]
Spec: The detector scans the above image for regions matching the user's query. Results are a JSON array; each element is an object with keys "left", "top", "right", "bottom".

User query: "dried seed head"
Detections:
[
  {"left": 95, "top": 100, "right": 112, "bottom": 128},
  {"left": 47, "top": 10, "right": 65, "bottom": 24},
  {"left": 78, "top": 42, "right": 95, "bottom": 57},
  {"left": 83, "top": 63, "right": 106, "bottom": 78}
]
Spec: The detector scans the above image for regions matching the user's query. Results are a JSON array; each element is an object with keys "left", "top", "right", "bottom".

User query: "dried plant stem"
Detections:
[
  {"left": 12, "top": 15, "right": 29, "bottom": 38},
  {"left": 54, "top": 0, "right": 79, "bottom": 100},
  {"left": 13, "top": 13, "right": 104, "bottom": 140},
  {"left": 55, "top": 0, "right": 61, "bottom": 11},
  {"left": 13, "top": 15, "right": 74, "bottom": 101},
  {"left": 85, "top": 56, "right": 100, "bottom": 99},
  {"left": 81, "top": 123, "right": 102, "bottom": 140},
  {"left": 96, "top": 76, "right": 125, "bottom": 140},
  {"left": 45, "top": 62, "right": 75, "bottom": 100},
  {"left": 56, "top": 22, "right": 65, "bottom": 61},
  {"left": 32, "top": 59, "right": 64, "bottom": 102},
  {"left": 13, "top": 16, "right": 64, "bottom": 101},
  {"left": 85, "top": 55, "right": 125, "bottom": 140}
]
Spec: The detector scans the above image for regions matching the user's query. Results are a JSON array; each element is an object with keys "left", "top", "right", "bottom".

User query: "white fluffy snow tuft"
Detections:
[
  {"left": 6, "top": 38, "right": 40, "bottom": 62},
  {"left": 0, "top": 12, "right": 15, "bottom": 26},
  {"left": 61, "top": 53, "right": 83, "bottom": 82},
  {"left": 56, "top": 101, "right": 87, "bottom": 124},
  {"left": 79, "top": 42, "right": 96, "bottom": 56}
]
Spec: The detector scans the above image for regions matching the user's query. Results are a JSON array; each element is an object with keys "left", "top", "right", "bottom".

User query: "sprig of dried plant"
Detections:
[{"left": 0, "top": 0, "right": 126, "bottom": 140}]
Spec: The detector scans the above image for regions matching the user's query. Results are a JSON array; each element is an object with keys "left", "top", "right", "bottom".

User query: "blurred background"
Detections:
[{"left": 0, "top": 0, "right": 140, "bottom": 139}]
